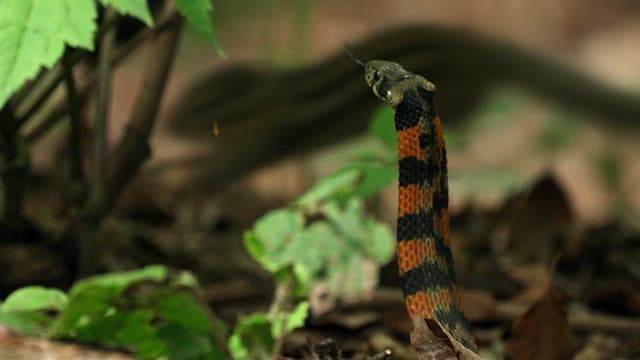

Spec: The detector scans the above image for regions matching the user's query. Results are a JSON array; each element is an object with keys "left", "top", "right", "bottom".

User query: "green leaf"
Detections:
[
  {"left": 271, "top": 301, "right": 309, "bottom": 339},
  {"left": 71, "top": 264, "right": 167, "bottom": 295},
  {"left": 113, "top": 310, "right": 166, "bottom": 358},
  {"left": 0, "top": 0, "right": 97, "bottom": 107},
  {"left": 0, "top": 286, "right": 67, "bottom": 336},
  {"left": 0, "top": 311, "right": 54, "bottom": 336},
  {"left": 363, "top": 220, "right": 395, "bottom": 263},
  {"left": 49, "top": 265, "right": 222, "bottom": 360},
  {"left": 345, "top": 162, "right": 395, "bottom": 198},
  {"left": 369, "top": 105, "right": 397, "bottom": 149},
  {"left": 295, "top": 168, "right": 362, "bottom": 210},
  {"left": 176, "top": 0, "right": 225, "bottom": 57},
  {"left": 244, "top": 209, "right": 305, "bottom": 273},
  {"left": 290, "top": 222, "right": 336, "bottom": 290},
  {"left": 1, "top": 286, "right": 68, "bottom": 313},
  {"left": 537, "top": 112, "right": 581, "bottom": 152},
  {"left": 49, "top": 265, "right": 168, "bottom": 337},
  {"left": 157, "top": 323, "right": 223, "bottom": 360},
  {"left": 157, "top": 293, "right": 211, "bottom": 335},
  {"left": 228, "top": 313, "right": 273, "bottom": 360},
  {"left": 100, "top": 0, "right": 153, "bottom": 26}
]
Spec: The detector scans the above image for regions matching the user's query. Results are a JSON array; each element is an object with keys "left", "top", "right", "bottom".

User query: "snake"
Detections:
[{"left": 351, "top": 53, "right": 477, "bottom": 351}]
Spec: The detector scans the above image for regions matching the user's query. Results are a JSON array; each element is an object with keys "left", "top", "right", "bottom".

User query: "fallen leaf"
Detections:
[
  {"left": 410, "top": 317, "right": 481, "bottom": 360},
  {"left": 505, "top": 287, "right": 574, "bottom": 360}
]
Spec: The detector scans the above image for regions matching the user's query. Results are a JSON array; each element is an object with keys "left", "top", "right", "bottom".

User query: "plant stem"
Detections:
[
  {"left": 0, "top": 104, "right": 29, "bottom": 236},
  {"left": 104, "top": 12, "right": 182, "bottom": 212},
  {"left": 66, "top": 6, "right": 182, "bottom": 276},
  {"left": 92, "top": 7, "right": 116, "bottom": 197},
  {"left": 268, "top": 272, "right": 295, "bottom": 357},
  {"left": 62, "top": 51, "right": 86, "bottom": 207}
]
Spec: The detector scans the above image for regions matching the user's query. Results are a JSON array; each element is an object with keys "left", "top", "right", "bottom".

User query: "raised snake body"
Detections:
[{"left": 360, "top": 59, "right": 477, "bottom": 351}]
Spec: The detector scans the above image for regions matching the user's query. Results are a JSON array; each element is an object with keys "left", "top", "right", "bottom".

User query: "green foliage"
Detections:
[
  {"left": 369, "top": 105, "right": 397, "bottom": 150},
  {"left": 49, "top": 265, "right": 224, "bottom": 359},
  {"left": 0, "top": 0, "right": 97, "bottom": 107},
  {"left": 537, "top": 112, "right": 582, "bottom": 152},
  {"left": 100, "top": 0, "right": 153, "bottom": 25},
  {"left": 176, "top": 0, "right": 225, "bottom": 57},
  {"left": 0, "top": 0, "right": 225, "bottom": 109},
  {"left": 0, "top": 266, "right": 224, "bottom": 360},
  {"left": 296, "top": 163, "right": 395, "bottom": 212},
  {"left": 228, "top": 301, "right": 309, "bottom": 360},
  {"left": 228, "top": 313, "right": 273, "bottom": 360},
  {"left": 0, "top": 287, "right": 68, "bottom": 336},
  {"left": 240, "top": 132, "right": 395, "bottom": 355},
  {"left": 1, "top": 286, "right": 68, "bottom": 312},
  {"left": 246, "top": 195, "right": 394, "bottom": 296}
]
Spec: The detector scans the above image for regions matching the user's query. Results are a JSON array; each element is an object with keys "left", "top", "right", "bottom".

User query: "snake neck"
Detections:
[{"left": 394, "top": 87, "right": 476, "bottom": 350}]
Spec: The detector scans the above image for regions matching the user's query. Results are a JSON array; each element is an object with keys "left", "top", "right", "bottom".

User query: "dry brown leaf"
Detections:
[
  {"left": 505, "top": 287, "right": 574, "bottom": 360},
  {"left": 497, "top": 173, "right": 574, "bottom": 264},
  {"left": 409, "top": 317, "right": 482, "bottom": 360}
]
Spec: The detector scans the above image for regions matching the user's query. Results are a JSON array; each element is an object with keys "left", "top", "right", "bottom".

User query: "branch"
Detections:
[
  {"left": 104, "top": 14, "right": 183, "bottom": 213},
  {"left": 0, "top": 103, "right": 28, "bottom": 230},
  {"left": 62, "top": 51, "right": 86, "bottom": 205},
  {"left": 92, "top": 8, "right": 116, "bottom": 196}
]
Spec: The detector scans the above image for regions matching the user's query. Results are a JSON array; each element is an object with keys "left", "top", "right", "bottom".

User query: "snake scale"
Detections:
[{"left": 352, "top": 54, "right": 477, "bottom": 351}]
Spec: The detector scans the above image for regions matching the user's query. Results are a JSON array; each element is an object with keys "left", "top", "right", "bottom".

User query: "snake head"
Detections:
[{"left": 364, "top": 60, "right": 436, "bottom": 107}]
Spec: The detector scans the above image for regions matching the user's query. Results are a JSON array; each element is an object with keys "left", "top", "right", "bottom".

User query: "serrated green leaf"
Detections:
[
  {"left": 176, "top": 0, "right": 225, "bottom": 57},
  {"left": 245, "top": 209, "right": 305, "bottom": 274},
  {"left": 1, "top": 286, "right": 68, "bottom": 313},
  {"left": 100, "top": 0, "right": 153, "bottom": 26},
  {"left": 369, "top": 105, "right": 396, "bottom": 149},
  {"left": 0, "top": 0, "right": 97, "bottom": 107}
]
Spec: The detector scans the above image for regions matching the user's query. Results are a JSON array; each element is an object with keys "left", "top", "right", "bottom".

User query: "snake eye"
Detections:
[{"left": 372, "top": 70, "right": 381, "bottom": 82}]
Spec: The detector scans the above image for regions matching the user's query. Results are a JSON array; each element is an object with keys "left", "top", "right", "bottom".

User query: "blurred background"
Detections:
[
  {"left": 95, "top": 0, "right": 640, "bottom": 226},
  {"left": 4, "top": 0, "right": 640, "bottom": 357}
]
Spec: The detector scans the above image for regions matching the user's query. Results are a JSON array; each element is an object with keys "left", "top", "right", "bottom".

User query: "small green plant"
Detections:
[
  {"left": 230, "top": 107, "right": 397, "bottom": 359},
  {"left": 0, "top": 265, "right": 226, "bottom": 359}
]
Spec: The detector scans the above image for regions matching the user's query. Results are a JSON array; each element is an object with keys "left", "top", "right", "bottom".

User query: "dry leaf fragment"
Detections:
[
  {"left": 505, "top": 287, "right": 574, "bottom": 360},
  {"left": 409, "top": 317, "right": 482, "bottom": 360}
]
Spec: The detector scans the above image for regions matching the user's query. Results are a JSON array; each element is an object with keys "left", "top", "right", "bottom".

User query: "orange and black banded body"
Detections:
[{"left": 361, "top": 60, "right": 476, "bottom": 351}]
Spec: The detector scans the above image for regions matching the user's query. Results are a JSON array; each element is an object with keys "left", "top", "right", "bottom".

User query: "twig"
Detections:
[
  {"left": 0, "top": 104, "right": 28, "bottom": 231},
  {"left": 103, "top": 11, "right": 182, "bottom": 212},
  {"left": 268, "top": 272, "right": 295, "bottom": 358},
  {"left": 11, "top": 67, "right": 47, "bottom": 109},
  {"left": 62, "top": 51, "right": 86, "bottom": 205},
  {"left": 92, "top": 7, "right": 116, "bottom": 196},
  {"left": 14, "top": 64, "right": 65, "bottom": 127}
]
